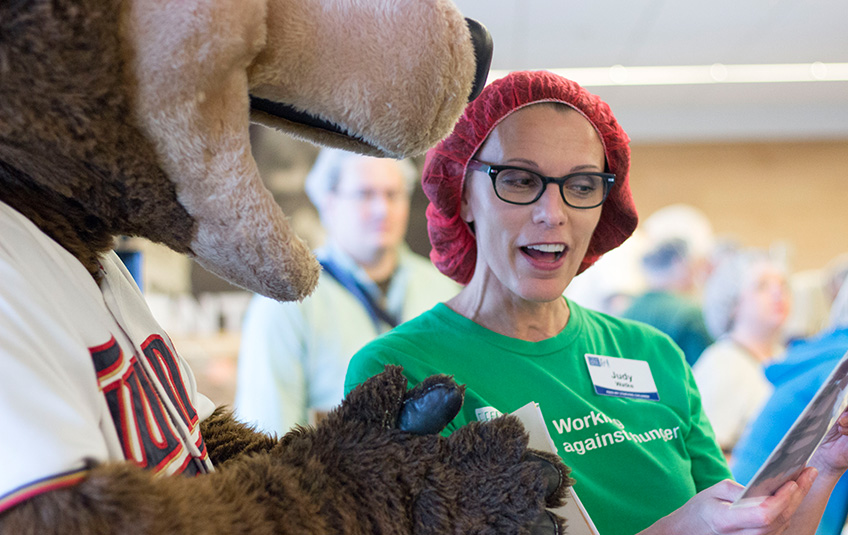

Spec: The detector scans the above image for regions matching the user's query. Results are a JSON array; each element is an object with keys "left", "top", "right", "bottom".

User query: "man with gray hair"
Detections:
[{"left": 235, "top": 148, "right": 460, "bottom": 434}]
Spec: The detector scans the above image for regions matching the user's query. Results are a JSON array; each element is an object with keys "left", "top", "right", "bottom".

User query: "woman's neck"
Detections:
[
  {"left": 729, "top": 328, "right": 781, "bottom": 363},
  {"left": 446, "top": 275, "right": 570, "bottom": 341}
]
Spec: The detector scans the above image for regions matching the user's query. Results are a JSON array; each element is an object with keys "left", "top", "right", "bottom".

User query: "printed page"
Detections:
[
  {"left": 512, "top": 402, "right": 600, "bottom": 535},
  {"left": 734, "top": 349, "right": 848, "bottom": 505}
]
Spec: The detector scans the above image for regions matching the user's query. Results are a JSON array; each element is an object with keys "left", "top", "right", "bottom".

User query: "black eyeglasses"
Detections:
[{"left": 467, "top": 159, "right": 615, "bottom": 209}]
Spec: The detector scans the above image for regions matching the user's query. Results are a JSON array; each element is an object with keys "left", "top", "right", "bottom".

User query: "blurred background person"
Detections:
[
  {"left": 732, "top": 271, "right": 848, "bottom": 535},
  {"left": 693, "top": 247, "right": 792, "bottom": 454},
  {"left": 567, "top": 204, "right": 715, "bottom": 322},
  {"left": 564, "top": 228, "right": 648, "bottom": 316},
  {"left": 784, "top": 253, "right": 848, "bottom": 344},
  {"left": 235, "top": 148, "right": 460, "bottom": 434},
  {"left": 641, "top": 204, "right": 717, "bottom": 291},
  {"left": 620, "top": 237, "right": 714, "bottom": 367},
  {"left": 620, "top": 204, "right": 715, "bottom": 367}
]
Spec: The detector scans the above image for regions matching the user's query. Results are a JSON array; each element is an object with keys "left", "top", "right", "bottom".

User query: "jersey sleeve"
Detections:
[{"left": 0, "top": 259, "right": 110, "bottom": 512}]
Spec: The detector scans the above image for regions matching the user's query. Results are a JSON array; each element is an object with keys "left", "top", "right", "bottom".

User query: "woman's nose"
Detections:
[{"left": 532, "top": 184, "right": 568, "bottom": 226}]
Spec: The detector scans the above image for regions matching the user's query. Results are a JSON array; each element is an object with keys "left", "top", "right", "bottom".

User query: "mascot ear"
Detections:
[
  {"left": 464, "top": 17, "right": 495, "bottom": 103},
  {"left": 247, "top": 0, "right": 492, "bottom": 159}
]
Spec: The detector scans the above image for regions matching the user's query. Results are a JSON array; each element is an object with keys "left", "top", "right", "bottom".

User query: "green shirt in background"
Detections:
[
  {"left": 621, "top": 290, "right": 714, "bottom": 367},
  {"left": 345, "top": 299, "right": 731, "bottom": 535}
]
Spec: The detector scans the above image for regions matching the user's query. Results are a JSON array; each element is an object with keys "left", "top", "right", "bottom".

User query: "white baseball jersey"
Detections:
[{"left": 0, "top": 200, "right": 215, "bottom": 513}]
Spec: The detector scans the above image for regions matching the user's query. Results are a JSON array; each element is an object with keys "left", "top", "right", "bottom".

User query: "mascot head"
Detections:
[{"left": 0, "top": 0, "right": 491, "bottom": 301}]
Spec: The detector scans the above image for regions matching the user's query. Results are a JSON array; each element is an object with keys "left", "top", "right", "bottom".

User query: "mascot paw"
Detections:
[{"left": 274, "top": 366, "right": 571, "bottom": 534}]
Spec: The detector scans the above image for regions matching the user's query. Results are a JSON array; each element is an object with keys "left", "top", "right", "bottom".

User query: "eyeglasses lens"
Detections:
[{"left": 495, "top": 169, "right": 606, "bottom": 207}]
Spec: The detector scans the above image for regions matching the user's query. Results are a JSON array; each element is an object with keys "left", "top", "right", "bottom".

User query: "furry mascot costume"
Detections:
[{"left": 0, "top": 0, "right": 570, "bottom": 533}]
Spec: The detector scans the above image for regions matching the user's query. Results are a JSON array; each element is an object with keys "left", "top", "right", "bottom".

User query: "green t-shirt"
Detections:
[{"left": 345, "top": 300, "right": 731, "bottom": 535}]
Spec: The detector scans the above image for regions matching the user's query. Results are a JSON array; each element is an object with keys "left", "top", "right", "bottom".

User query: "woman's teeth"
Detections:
[
  {"left": 525, "top": 244, "right": 565, "bottom": 253},
  {"left": 522, "top": 244, "right": 565, "bottom": 261}
]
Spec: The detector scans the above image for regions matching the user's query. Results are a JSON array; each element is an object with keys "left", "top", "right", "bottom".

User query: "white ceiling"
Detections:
[{"left": 453, "top": 0, "right": 848, "bottom": 143}]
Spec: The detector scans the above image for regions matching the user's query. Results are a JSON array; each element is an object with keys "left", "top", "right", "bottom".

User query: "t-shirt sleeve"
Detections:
[
  {"left": 683, "top": 362, "right": 734, "bottom": 489},
  {"left": 344, "top": 339, "right": 398, "bottom": 396}
]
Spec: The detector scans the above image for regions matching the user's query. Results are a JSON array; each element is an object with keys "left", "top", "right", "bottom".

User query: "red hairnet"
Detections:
[{"left": 423, "top": 70, "right": 638, "bottom": 285}]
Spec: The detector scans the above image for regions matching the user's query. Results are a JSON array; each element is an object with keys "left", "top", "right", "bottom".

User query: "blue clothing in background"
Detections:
[{"left": 732, "top": 327, "right": 848, "bottom": 535}]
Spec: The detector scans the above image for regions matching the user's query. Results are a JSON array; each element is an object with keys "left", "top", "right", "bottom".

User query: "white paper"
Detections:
[
  {"left": 734, "top": 349, "right": 848, "bottom": 505},
  {"left": 512, "top": 402, "right": 601, "bottom": 535}
]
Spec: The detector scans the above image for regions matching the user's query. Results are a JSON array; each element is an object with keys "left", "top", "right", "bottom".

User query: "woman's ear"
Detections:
[{"left": 460, "top": 176, "right": 474, "bottom": 224}]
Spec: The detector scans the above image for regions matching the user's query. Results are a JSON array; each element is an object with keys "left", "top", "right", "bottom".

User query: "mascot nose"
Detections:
[{"left": 465, "top": 18, "right": 493, "bottom": 102}]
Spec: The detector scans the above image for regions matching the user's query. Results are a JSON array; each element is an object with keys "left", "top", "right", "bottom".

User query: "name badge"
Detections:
[{"left": 584, "top": 354, "right": 660, "bottom": 401}]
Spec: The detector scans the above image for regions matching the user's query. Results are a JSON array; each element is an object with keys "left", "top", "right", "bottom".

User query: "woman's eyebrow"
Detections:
[
  {"left": 501, "top": 158, "right": 603, "bottom": 172},
  {"left": 501, "top": 157, "right": 538, "bottom": 167}
]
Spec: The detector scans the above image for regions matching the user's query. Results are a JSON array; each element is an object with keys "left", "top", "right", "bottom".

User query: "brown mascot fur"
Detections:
[{"left": 0, "top": 0, "right": 572, "bottom": 533}]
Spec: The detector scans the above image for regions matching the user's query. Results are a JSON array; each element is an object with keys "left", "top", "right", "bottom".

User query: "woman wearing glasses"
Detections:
[{"left": 345, "top": 71, "right": 848, "bottom": 535}]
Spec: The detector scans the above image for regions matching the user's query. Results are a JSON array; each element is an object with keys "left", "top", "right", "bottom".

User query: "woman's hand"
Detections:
[
  {"left": 640, "top": 468, "right": 817, "bottom": 535},
  {"left": 809, "top": 410, "right": 848, "bottom": 476}
]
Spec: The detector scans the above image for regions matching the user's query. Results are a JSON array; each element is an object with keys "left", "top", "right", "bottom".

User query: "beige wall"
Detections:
[{"left": 629, "top": 140, "right": 848, "bottom": 272}]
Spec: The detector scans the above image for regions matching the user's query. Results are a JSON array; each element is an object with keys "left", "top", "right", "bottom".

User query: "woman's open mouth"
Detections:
[{"left": 520, "top": 243, "right": 567, "bottom": 264}]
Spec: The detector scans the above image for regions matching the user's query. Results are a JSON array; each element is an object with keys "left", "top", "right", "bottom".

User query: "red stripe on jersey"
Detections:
[{"left": 0, "top": 468, "right": 88, "bottom": 514}]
